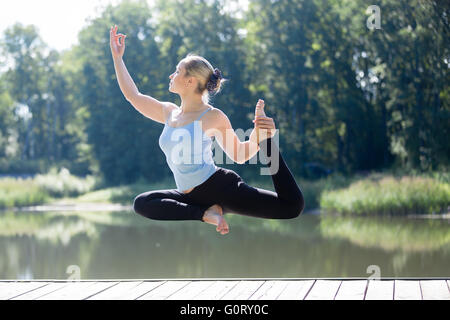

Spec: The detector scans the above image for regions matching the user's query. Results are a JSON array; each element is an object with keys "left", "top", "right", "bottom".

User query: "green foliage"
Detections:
[
  {"left": 320, "top": 173, "right": 450, "bottom": 216},
  {"left": 0, "top": 158, "right": 48, "bottom": 174},
  {"left": 34, "top": 167, "right": 97, "bottom": 198},
  {"left": 0, "top": 177, "right": 49, "bottom": 209},
  {"left": 0, "top": 0, "right": 448, "bottom": 188},
  {"left": 69, "top": 177, "right": 177, "bottom": 204},
  {"left": 299, "top": 173, "right": 357, "bottom": 209},
  {"left": 0, "top": 167, "right": 98, "bottom": 208}
]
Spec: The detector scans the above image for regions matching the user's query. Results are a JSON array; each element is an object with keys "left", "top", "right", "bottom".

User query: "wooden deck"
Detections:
[{"left": 1, "top": 279, "right": 449, "bottom": 300}]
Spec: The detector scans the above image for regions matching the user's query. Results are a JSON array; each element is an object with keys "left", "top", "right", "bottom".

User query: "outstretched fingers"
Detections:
[
  {"left": 110, "top": 25, "right": 118, "bottom": 37},
  {"left": 110, "top": 25, "right": 126, "bottom": 45}
]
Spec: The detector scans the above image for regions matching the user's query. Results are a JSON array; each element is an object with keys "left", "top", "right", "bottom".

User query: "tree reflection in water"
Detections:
[{"left": 0, "top": 210, "right": 449, "bottom": 279}]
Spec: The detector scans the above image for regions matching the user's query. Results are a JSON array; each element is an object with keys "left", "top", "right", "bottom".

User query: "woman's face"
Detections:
[{"left": 168, "top": 63, "right": 187, "bottom": 93}]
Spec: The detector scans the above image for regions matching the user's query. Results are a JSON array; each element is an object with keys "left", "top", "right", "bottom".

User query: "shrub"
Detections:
[{"left": 34, "top": 167, "right": 97, "bottom": 198}]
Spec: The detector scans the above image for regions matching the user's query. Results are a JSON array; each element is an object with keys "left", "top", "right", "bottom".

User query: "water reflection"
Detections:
[{"left": 0, "top": 210, "right": 449, "bottom": 279}]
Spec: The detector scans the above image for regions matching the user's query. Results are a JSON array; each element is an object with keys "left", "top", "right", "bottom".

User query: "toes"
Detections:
[
  {"left": 220, "top": 221, "right": 229, "bottom": 235},
  {"left": 216, "top": 219, "right": 224, "bottom": 232},
  {"left": 216, "top": 217, "right": 229, "bottom": 235}
]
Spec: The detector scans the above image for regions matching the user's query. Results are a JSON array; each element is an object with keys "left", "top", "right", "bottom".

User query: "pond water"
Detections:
[{"left": 0, "top": 209, "right": 449, "bottom": 279}]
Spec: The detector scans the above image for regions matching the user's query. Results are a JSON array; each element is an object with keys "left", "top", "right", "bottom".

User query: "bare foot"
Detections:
[
  {"left": 255, "top": 99, "right": 269, "bottom": 142},
  {"left": 202, "top": 204, "right": 229, "bottom": 235},
  {"left": 255, "top": 99, "right": 266, "bottom": 118}
]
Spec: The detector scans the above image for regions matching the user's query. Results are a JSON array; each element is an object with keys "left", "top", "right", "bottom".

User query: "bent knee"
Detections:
[
  {"left": 133, "top": 195, "right": 145, "bottom": 214},
  {"left": 284, "top": 197, "right": 305, "bottom": 219}
]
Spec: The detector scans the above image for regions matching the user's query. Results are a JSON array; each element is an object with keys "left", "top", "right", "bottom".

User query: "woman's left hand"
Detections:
[{"left": 252, "top": 116, "right": 277, "bottom": 141}]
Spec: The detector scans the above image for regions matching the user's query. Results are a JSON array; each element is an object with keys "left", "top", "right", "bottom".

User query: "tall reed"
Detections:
[{"left": 320, "top": 174, "right": 450, "bottom": 216}]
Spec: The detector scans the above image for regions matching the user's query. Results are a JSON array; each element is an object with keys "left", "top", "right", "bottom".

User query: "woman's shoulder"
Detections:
[
  {"left": 204, "top": 106, "right": 231, "bottom": 131},
  {"left": 206, "top": 106, "right": 226, "bottom": 123},
  {"left": 207, "top": 105, "right": 224, "bottom": 117}
]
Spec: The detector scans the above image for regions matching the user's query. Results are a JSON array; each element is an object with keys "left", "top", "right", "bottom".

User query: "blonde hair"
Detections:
[{"left": 180, "top": 53, "right": 227, "bottom": 104}]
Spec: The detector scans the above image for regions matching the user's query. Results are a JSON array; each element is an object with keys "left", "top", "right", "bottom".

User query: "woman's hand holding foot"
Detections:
[{"left": 252, "top": 99, "right": 276, "bottom": 142}]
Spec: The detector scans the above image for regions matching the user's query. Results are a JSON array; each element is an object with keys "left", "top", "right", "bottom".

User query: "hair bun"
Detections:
[
  {"left": 213, "top": 68, "right": 222, "bottom": 80},
  {"left": 206, "top": 68, "right": 222, "bottom": 93}
]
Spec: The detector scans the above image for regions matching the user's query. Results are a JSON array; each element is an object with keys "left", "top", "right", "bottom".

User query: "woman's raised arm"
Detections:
[{"left": 110, "top": 25, "right": 172, "bottom": 124}]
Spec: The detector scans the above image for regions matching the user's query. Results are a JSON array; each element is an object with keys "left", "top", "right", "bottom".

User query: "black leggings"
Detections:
[{"left": 133, "top": 138, "right": 305, "bottom": 221}]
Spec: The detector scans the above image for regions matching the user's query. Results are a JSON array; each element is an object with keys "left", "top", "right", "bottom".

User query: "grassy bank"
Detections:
[
  {"left": 0, "top": 167, "right": 178, "bottom": 208},
  {"left": 0, "top": 177, "right": 50, "bottom": 208},
  {"left": 0, "top": 168, "right": 97, "bottom": 209},
  {"left": 320, "top": 172, "right": 450, "bottom": 216},
  {"left": 2, "top": 168, "right": 449, "bottom": 217}
]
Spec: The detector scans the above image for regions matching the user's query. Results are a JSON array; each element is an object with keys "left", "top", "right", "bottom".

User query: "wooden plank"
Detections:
[
  {"left": 365, "top": 280, "right": 394, "bottom": 300},
  {"left": 334, "top": 280, "right": 367, "bottom": 300},
  {"left": 276, "top": 280, "right": 315, "bottom": 300},
  {"left": 394, "top": 280, "right": 422, "bottom": 300},
  {"left": 138, "top": 281, "right": 189, "bottom": 300},
  {"left": 304, "top": 280, "right": 341, "bottom": 300},
  {"left": 192, "top": 281, "right": 240, "bottom": 300},
  {"left": 87, "top": 281, "right": 141, "bottom": 300},
  {"left": 420, "top": 280, "right": 450, "bottom": 300},
  {"left": 167, "top": 281, "right": 216, "bottom": 300},
  {"left": 88, "top": 281, "right": 165, "bottom": 300},
  {"left": 248, "top": 281, "right": 290, "bottom": 300},
  {"left": 220, "top": 281, "right": 264, "bottom": 300},
  {"left": 36, "top": 282, "right": 117, "bottom": 300},
  {"left": 0, "top": 282, "right": 49, "bottom": 300},
  {"left": 5, "top": 279, "right": 444, "bottom": 301},
  {"left": 12, "top": 282, "right": 69, "bottom": 300}
]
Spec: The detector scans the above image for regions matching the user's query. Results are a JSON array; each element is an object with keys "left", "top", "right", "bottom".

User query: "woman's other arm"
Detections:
[
  {"left": 209, "top": 106, "right": 277, "bottom": 164},
  {"left": 209, "top": 109, "right": 260, "bottom": 164}
]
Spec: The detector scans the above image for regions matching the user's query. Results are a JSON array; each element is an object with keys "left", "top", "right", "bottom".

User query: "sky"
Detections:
[
  {"left": 1, "top": 0, "right": 139, "bottom": 52},
  {"left": 1, "top": 0, "right": 248, "bottom": 53}
]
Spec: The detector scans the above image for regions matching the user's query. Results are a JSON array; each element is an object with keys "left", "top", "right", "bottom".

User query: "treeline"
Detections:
[{"left": 0, "top": 0, "right": 448, "bottom": 186}]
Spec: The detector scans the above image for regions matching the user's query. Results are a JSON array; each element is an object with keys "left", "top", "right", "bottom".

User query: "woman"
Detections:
[{"left": 110, "top": 25, "right": 304, "bottom": 235}]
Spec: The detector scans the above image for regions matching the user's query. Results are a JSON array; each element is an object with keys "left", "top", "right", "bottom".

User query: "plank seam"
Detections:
[
  {"left": 302, "top": 280, "right": 317, "bottom": 300},
  {"left": 190, "top": 280, "right": 217, "bottom": 299},
  {"left": 35, "top": 282, "right": 72, "bottom": 300},
  {"left": 164, "top": 281, "right": 192, "bottom": 300},
  {"left": 363, "top": 280, "right": 369, "bottom": 300},
  {"left": 218, "top": 280, "right": 240, "bottom": 300},
  {"left": 82, "top": 282, "right": 120, "bottom": 300},
  {"left": 7, "top": 283, "right": 50, "bottom": 300},
  {"left": 392, "top": 280, "right": 395, "bottom": 300},
  {"left": 273, "top": 281, "right": 290, "bottom": 300},
  {"left": 332, "top": 280, "right": 343, "bottom": 300},
  {"left": 134, "top": 281, "right": 167, "bottom": 300},
  {"left": 247, "top": 280, "right": 268, "bottom": 300},
  {"left": 220, "top": 280, "right": 242, "bottom": 300}
]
